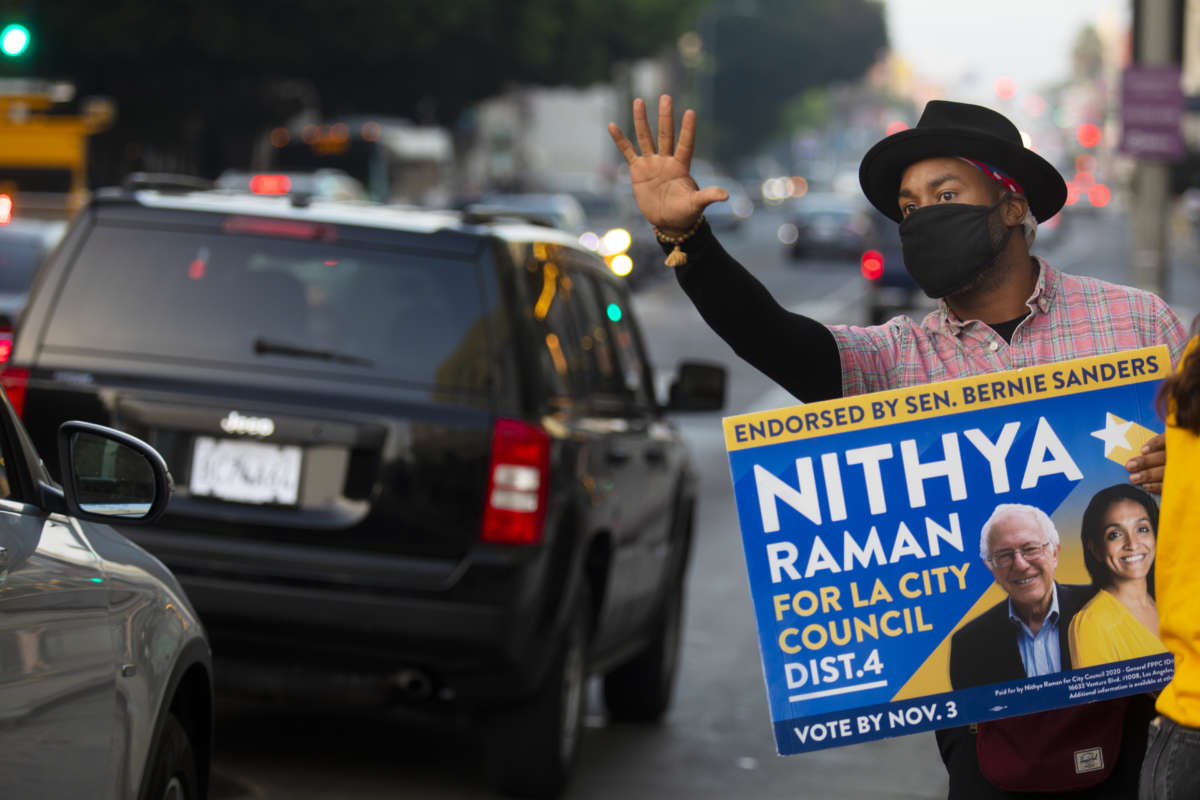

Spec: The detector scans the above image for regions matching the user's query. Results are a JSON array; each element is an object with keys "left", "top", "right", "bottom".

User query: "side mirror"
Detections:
[
  {"left": 55, "top": 421, "right": 173, "bottom": 524},
  {"left": 666, "top": 361, "right": 727, "bottom": 412}
]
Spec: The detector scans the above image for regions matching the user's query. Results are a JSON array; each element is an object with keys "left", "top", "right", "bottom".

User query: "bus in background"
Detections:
[
  {"left": 0, "top": 79, "right": 113, "bottom": 219},
  {"left": 0, "top": 80, "right": 102, "bottom": 359},
  {"left": 265, "top": 116, "right": 455, "bottom": 207}
]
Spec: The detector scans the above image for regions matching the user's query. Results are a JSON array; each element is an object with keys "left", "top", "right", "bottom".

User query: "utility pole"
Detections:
[{"left": 1129, "top": 0, "right": 1180, "bottom": 295}]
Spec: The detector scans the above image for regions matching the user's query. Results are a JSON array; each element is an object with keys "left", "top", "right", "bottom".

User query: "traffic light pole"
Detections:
[{"left": 1130, "top": 0, "right": 1175, "bottom": 296}]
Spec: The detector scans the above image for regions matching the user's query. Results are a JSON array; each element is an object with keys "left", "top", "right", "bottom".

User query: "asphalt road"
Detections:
[{"left": 210, "top": 202, "right": 1186, "bottom": 800}]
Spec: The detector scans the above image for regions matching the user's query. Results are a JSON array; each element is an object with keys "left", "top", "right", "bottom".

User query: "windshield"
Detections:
[{"left": 44, "top": 224, "right": 494, "bottom": 391}]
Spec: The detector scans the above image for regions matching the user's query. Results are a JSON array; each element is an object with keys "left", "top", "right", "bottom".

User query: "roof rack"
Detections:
[{"left": 121, "top": 172, "right": 215, "bottom": 193}]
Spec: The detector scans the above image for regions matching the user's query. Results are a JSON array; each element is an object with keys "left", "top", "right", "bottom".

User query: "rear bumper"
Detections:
[
  {"left": 120, "top": 527, "right": 566, "bottom": 706},
  {"left": 180, "top": 574, "right": 552, "bottom": 705}
]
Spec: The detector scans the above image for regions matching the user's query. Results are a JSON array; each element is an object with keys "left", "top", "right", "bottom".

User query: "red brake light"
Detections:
[
  {"left": 0, "top": 332, "right": 12, "bottom": 365},
  {"left": 248, "top": 174, "right": 292, "bottom": 195},
  {"left": 861, "top": 250, "right": 884, "bottom": 280},
  {"left": 481, "top": 419, "right": 551, "bottom": 545},
  {"left": 222, "top": 215, "right": 338, "bottom": 241},
  {"left": 1, "top": 366, "right": 28, "bottom": 418},
  {"left": 0, "top": 194, "right": 12, "bottom": 225}
]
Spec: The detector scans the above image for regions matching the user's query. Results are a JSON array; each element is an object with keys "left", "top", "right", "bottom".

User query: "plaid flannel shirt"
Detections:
[{"left": 831, "top": 260, "right": 1190, "bottom": 396}]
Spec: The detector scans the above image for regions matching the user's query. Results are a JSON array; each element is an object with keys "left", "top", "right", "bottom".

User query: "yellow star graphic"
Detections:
[{"left": 1090, "top": 412, "right": 1156, "bottom": 465}]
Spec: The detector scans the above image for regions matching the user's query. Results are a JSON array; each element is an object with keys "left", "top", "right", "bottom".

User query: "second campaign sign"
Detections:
[{"left": 725, "top": 346, "right": 1175, "bottom": 754}]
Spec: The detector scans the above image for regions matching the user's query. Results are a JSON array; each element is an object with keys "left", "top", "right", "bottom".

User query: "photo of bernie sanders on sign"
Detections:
[{"left": 724, "top": 346, "right": 1175, "bottom": 755}]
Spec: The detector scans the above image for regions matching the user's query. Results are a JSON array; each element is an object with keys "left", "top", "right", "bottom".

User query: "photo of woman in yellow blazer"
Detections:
[{"left": 1068, "top": 484, "right": 1167, "bottom": 668}]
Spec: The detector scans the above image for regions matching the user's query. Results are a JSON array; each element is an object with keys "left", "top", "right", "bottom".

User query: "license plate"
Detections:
[{"left": 190, "top": 436, "right": 302, "bottom": 505}]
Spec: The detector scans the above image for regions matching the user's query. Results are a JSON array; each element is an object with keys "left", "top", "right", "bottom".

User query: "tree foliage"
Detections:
[
  {"left": 18, "top": 0, "right": 703, "bottom": 181},
  {"left": 707, "top": 0, "right": 887, "bottom": 167}
]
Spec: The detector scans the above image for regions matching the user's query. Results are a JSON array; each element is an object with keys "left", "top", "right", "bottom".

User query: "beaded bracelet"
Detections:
[{"left": 652, "top": 215, "right": 705, "bottom": 267}]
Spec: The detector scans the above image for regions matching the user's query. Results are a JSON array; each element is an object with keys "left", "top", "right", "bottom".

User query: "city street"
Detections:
[
  {"left": 3, "top": 5, "right": 1195, "bottom": 800},
  {"left": 208, "top": 203, "right": 1197, "bottom": 799}
]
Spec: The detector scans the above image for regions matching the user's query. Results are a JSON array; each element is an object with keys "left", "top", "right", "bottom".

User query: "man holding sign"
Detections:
[{"left": 609, "top": 97, "right": 1189, "bottom": 798}]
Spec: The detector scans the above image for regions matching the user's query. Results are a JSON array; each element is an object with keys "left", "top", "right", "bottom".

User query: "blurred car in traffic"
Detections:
[
  {"left": 216, "top": 168, "right": 369, "bottom": 202},
  {"left": 690, "top": 159, "right": 754, "bottom": 231},
  {"left": 860, "top": 210, "right": 919, "bottom": 324},
  {"left": 462, "top": 192, "right": 588, "bottom": 233},
  {"left": 0, "top": 215, "right": 67, "bottom": 363},
  {"left": 780, "top": 192, "right": 872, "bottom": 262},
  {"left": 11, "top": 175, "right": 727, "bottom": 799},
  {"left": 562, "top": 185, "right": 666, "bottom": 291},
  {"left": 0, "top": 407, "right": 212, "bottom": 799}
]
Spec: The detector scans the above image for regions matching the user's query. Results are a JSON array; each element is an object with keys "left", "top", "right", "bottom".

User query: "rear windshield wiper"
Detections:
[{"left": 253, "top": 337, "right": 374, "bottom": 367}]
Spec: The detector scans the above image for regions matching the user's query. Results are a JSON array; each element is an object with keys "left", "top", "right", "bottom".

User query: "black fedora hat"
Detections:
[{"left": 859, "top": 100, "right": 1066, "bottom": 223}]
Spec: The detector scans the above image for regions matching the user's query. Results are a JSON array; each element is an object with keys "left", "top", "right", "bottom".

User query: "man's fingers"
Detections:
[
  {"left": 1130, "top": 470, "right": 1165, "bottom": 494},
  {"left": 1130, "top": 465, "right": 1165, "bottom": 482},
  {"left": 694, "top": 185, "right": 729, "bottom": 211},
  {"left": 632, "top": 97, "right": 655, "bottom": 155},
  {"left": 1126, "top": 453, "right": 1167, "bottom": 475},
  {"left": 608, "top": 123, "right": 637, "bottom": 165},
  {"left": 676, "top": 109, "right": 696, "bottom": 168},
  {"left": 657, "top": 95, "right": 675, "bottom": 155}
]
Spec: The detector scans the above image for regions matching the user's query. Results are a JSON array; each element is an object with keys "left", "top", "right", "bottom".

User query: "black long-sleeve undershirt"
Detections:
[
  {"left": 663, "top": 223, "right": 1031, "bottom": 404},
  {"left": 664, "top": 221, "right": 844, "bottom": 403}
]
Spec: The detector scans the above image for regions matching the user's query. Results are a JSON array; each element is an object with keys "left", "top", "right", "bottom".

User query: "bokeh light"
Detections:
[
  {"left": 609, "top": 254, "right": 633, "bottom": 277},
  {"left": 1088, "top": 184, "right": 1111, "bottom": 208},
  {"left": 599, "top": 228, "right": 631, "bottom": 256},
  {"left": 1076, "top": 123, "right": 1102, "bottom": 148},
  {"left": 860, "top": 250, "right": 884, "bottom": 280}
]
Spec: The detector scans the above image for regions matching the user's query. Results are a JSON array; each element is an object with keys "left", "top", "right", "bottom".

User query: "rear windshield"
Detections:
[{"left": 43, "top": 223, "right": 492, "bottom": 389}]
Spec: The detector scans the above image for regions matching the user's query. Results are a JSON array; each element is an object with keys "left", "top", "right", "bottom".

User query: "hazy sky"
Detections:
[{"left": 884, "top": 0, "right": 1130, "bottom": 100}]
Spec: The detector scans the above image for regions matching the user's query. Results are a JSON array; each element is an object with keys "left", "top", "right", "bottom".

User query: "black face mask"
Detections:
[{"left": 898, "top": 198, "right": 1014, "bottom": 299}]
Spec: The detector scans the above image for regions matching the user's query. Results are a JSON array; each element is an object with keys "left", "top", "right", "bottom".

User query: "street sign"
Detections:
[
  {"left": 1120, "top": 65, "right": 1185, "bottom": 161},
  {"left": 724, "top": 347, "right": 1174, "bottom": 754}
]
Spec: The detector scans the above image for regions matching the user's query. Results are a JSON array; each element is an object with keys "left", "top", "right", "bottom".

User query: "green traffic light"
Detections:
[{"left": 0, "top": 24, "right": 29, "bottom": 57}]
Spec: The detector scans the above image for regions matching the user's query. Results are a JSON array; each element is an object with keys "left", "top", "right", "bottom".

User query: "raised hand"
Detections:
[{"left": 608, "top": 95, "right": 728, "bottom": 237}]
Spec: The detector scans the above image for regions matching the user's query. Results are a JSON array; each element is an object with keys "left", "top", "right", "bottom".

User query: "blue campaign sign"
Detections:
[{"left": 724, "top": 347, "right": 1175, "bottom": 754}]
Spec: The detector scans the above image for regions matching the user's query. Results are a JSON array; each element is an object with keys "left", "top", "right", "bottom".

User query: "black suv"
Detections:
[{"left": 8, "top": 179, "right": 725, "bottom": 798}]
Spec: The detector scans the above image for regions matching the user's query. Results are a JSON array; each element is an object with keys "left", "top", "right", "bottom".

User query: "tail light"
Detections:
[
  {"left": 1, "top": 366, "right": 28, "bottom": 418},
  {"left": 861, "top": 249, "right": 884, "bottom": 280},
  {"left": 0, "top": 327, "right": 12, "bottom": 365},
  {"left": 481, "top": 418, "right": 551, "bottom": 545}
]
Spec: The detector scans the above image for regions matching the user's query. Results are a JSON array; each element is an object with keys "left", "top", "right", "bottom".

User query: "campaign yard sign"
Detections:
[{"left": 725, "top": 347, "right": 1176, "bottom": 754}]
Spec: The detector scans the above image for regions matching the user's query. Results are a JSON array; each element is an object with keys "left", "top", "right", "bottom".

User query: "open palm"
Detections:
[{"left": 608, "top": 96, "right": 728, "bottom": 236}]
